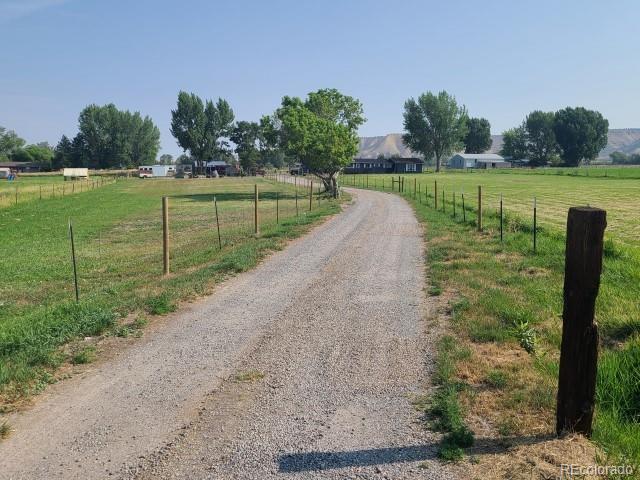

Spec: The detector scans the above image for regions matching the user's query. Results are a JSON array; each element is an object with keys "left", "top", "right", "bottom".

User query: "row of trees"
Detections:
[
  {"left": 0, "top": 126, "right": 56, "bottom": 169},
  {"left": 54, "top": 104, "right": 161, "bottom": 170},
  {"left": 609, "top": 151, "right": 640, "bottom": 165},
  {"left": 170, "top": 91, "right": 291, "bottom": 174},
  {"left": 170, "top": 89, "right": 364, "bottom": 195},
  {"left": 171, "top": 89, "right": 365, "bottom": 195},
  {"left": 500, "top": 108, "right": 609, "bottom": 167}
]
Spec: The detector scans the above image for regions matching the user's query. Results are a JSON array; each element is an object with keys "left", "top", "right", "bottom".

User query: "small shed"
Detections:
[
  {"left": 448, "top": 153, "right": 510, "bottom": 169},
  {"left": 63, "top": 168, "right": 89, "bottom": 180}
]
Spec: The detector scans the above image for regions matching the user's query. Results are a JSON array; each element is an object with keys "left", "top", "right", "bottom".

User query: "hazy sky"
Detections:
[{"left": 1, "top": 0, "right": 638, "bottom": 156}]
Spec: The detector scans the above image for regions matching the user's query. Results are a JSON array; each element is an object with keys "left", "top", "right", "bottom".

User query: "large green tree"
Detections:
[
  {"left": 230, "top": 121, "right": 262, "bottom": 173},
  {"left": 525, "top": 110, "right": 557, "bottom": 166},
  {"left": 75, "top": 104, "right": 160, "bottom": 168},
  {"left": 500, "top": 125, "right": 529, "bottom": 161},
  {"left": 553, "top": 107, "right": 608, "bottom": 166},
  {"left": 464, "top": 117, "right": 492, "bottom": 153},
  {"left": 275, "top": 88, "right": 365, "bottom": 196},
  {"left": 170, "top": 91, "right": 234, "bottom": 174},
  {"left": 0, "top": 126, "right": 26, "bottom": 160},
  {"left": 402, "top": 91, "right": 467, "bottom": 172}
]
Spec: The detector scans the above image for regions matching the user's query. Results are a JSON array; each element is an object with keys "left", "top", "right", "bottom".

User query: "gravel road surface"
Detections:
[{"left": 0, "top": 188, "right": 455, "bottom": 480}]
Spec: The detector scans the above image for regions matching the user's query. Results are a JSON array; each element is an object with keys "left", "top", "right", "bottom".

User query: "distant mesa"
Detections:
[{"left": 358, "top": 129, "right": 640, "bottom": 160}]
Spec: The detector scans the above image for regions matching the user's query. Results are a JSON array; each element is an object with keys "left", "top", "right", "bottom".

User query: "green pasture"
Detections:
[{"left": 0, "top": 176, "right": 338, "bottom": 404}]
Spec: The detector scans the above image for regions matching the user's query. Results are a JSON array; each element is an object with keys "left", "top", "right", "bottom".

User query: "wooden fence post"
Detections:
[
  {"left": 162, "top": 196, "right": 170, "bottom": 275},
  {"left": 556, "top": 207, "right": 606, "bottom": 437},
  {"left": 414, "top": 178, "right": 417, "bottom": 199},
  {"left": 254, "top": 184, "right": 259, "bottom": 234},
  {"left": 309, "top": 181, "right": 313, "bottom": 211},
  {"left": 477, "top": 185, "right": 483, "bottom": 231}
]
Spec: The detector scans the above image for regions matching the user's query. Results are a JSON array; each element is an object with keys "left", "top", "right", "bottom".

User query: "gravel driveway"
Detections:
[{"left": 0, "top": 188, "right": 455, "bottom": 480}]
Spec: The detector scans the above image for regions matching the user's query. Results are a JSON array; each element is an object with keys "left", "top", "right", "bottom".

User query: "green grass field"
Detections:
[
  {"left": 0, "top": 176, "right": 339, "bottom": 406},
  {"left": 0, "top": 175, "right": 116, "bottom": 208},
  {"left": 344, "top": 170, "right": 640, "bottom": 249},
  {"left": 346, "top": 170, "right": 640, "bottom": 468}
]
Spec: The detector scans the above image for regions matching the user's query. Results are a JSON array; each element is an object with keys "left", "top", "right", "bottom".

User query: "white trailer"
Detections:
[
  {"left": 139, "top": 165, "right": 176, "bottom": 178},
  {"left": 63, "top": 168, "right": 89, "bottom": 180}
]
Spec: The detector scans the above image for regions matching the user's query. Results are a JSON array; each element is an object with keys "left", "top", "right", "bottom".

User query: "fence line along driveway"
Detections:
[{"left": 0, "top": 188, "right": 453, "bottom": 480}]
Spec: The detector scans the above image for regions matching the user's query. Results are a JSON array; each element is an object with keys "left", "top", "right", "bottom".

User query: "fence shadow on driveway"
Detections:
[
  {"left": 278, "top": 435, "right": 555, "bottom": 473},
  {"left": 278, "top": 444, "right": 438, "bottom": 473}
]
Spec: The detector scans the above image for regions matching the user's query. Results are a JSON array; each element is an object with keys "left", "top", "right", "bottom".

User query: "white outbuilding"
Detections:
[
  {"left": 448, "top": 153, "right": 511, "bottom": 169},
  {"left": 63, "top": 167, "right": 89, "bottom": 179}
]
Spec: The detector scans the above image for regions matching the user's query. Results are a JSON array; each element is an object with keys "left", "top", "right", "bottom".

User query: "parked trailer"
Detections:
[
  {"left": 138, "top": 165, "right": 176, "bottom": 178},
  {"left": 63, "top": 168, "right": 89, "bottom": 180}
]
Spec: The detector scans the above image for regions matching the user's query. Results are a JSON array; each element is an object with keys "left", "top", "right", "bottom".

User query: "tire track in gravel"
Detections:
[{"left": 0, "top": 188, "right": 456, "bottom": 480}]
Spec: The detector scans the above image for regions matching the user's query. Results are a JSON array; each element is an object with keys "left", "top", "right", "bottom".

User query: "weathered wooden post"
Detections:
[
  {"left": 162, "top": 196, "right": 170, "bottom": 275},
  {"left": 276, "top": 191, "right": 279, "bottom": 224},
  {"left": 556, "top": 207, "right": 606, "bottom": 437},
  {"left": 254, "top": 184, "right": 259, "bottom": 234},
  {"left": 477, "top": 186, "right": 483, "bottom": 231},
  {"left": 414, "top": 178, "right": 417, "bottom": 199},
  {"left": 309, "top": 181, "right": 313, "bottom": 211}
]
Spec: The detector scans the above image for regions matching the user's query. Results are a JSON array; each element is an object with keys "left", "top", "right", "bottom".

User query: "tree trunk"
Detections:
[
  {"left": 331, "top": 175, "right": 339, "bottom": 198},
  {"left": 435, "top": 155, "right": 441, "bottom": 172}
]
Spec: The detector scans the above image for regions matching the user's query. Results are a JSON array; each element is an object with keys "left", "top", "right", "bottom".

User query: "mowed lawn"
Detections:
[
  {"left": 345, "top": 168, "right": 640, "bottom": 248},
  {"left": 0, "top": 176, "right": 338, "bottom": 404}
]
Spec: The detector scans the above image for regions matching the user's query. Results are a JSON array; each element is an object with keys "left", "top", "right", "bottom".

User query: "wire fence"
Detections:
[
  {"left": 48, "top": 179, "right": 332, "bottom": 303},
  {"left": 342, "top": 174, "right": 640, "bottom": 250},
  {"left": 0, "top": 177, "right": 117, "bottom": 209}
]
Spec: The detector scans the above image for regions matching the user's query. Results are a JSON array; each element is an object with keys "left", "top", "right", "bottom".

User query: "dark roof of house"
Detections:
[
  {"left": 353, "top": 157, "right": 424, "bottom": 164},
  {"left": 0, "top": 161, "right": 36, "bottom": 168}
]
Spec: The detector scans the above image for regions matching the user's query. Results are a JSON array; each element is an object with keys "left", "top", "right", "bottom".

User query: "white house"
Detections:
[{"left": 448, "top": 153, "right": 511, "bottom": 169}]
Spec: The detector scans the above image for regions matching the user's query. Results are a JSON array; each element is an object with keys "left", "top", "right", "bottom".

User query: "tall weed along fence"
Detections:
[
  {"left": 0, "top": 177, "right": 117, "bottom": 208},
  {"left": 65, "top": 179, "right": 328, "bottom": 299}
]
